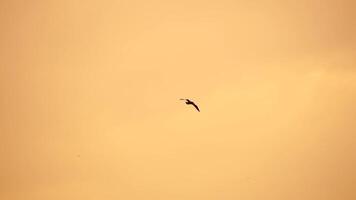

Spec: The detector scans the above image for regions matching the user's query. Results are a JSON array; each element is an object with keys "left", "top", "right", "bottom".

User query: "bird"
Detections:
[{"left": 180, "top": 98, "right": 200, "bottom": 112}]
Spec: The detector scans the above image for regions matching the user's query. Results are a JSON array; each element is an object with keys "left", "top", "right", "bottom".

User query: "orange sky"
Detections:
[{"left": 1, "top": 1, "right": 356, "bottom": 200}]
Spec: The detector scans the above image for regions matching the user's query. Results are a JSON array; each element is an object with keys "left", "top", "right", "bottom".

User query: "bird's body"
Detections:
[{"left": 180, "top": 98, "right": 200, "bottom": 112}]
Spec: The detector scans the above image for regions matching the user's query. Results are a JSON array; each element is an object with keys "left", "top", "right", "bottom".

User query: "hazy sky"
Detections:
[{"left": 1, "top": 1, "right": 356, "bottom": 200}]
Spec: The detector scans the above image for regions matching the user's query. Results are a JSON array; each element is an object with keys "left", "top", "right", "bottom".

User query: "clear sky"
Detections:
[{"left": 1, "top": 0, "right": 356, "bottom": 199}]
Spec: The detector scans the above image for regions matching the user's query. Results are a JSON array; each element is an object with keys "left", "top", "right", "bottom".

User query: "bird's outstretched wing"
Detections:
[{"left": 192, "top": 103, "right": 200, "bottom": 112}]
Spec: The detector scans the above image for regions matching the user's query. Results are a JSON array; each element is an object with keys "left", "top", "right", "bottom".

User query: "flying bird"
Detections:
[{"left": 180, "top": 98, "right": 200, "bottom": 112}]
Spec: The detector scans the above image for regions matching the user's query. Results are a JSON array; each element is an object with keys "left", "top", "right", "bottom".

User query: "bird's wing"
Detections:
[
  {"left": 180, "top": 98, "right": 187, "bottom": 101},
  {"left": 192, "top": 103, "right": 200, "bottom": 112}
]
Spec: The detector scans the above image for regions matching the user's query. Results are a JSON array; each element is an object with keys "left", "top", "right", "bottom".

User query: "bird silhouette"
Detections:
[{"left": 180, "top": 98, "right": 200, "bottom": 112}]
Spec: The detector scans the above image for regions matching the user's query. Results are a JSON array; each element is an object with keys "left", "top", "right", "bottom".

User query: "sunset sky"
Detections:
[{"left": 1, "top": 0, "right": 356, "bottom": 199}]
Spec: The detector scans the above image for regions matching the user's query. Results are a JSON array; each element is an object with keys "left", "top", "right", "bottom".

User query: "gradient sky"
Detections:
[{"left": 1, "top": 0, "right": 356, "bottom": 200}]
